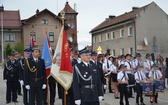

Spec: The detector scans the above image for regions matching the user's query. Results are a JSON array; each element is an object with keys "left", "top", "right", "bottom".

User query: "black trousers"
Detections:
[
  {"left": 81, "top": 101, "right": 99, "bottom": 105},
  {"left": 17, "top": 81, "right": 21, "bottom": 94},
  {"left": 6, "top": 81, "right": 18, "bottom": 102},
  {"left": 42, "top": 88, "right": 47, "bottom": 105},
  {"left": 127, "top": 74, "right": 134, "bottom": 97},
  {"left": 57, "top": 83, "right": 63, "bottom": 99},
  {"left": 119, "top": 84, "right": 129, "bottom": 105},
  {"left": 136, "top": 83, "right": 143, "bottom": 104},
  {"left": 49, "top": 82, "right": 56, "bottom": 105},
  {"left": 29, "top": 86, "right": 42, "bottom": 105},
  {"left": 23, "top": 86, "right": 28, "bottom": 105}
]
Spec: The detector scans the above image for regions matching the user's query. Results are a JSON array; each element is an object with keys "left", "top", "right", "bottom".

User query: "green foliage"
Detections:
[
  {"left": 5, "top": 43, "right": 12, "bottom": 56},
  {"left": 14, "top": 41, "right": 24, "bottom": 53}
]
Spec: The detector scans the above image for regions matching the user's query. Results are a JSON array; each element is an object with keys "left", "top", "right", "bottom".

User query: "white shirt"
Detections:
[
  {"left": 117, "top": 71, "right": 128, "bottom": 82},
  {"left": 135, "top": 71, "right": 146, "bottom": 83},
  {"left": 148, "top": 70, "right": 163, "bottom": 79},
  {"left": 124, "top": 60, "right": 132, "bottom": 74},
  {"left": 132, "top": 59, "right": 143, "bottom": 68},
  {"left": 82, "top": 61, "right": 89, "bottom": 67},
  {"left": 143, "top": 59, "right": 154, "bottom": 73},
  {"left": 118, "top": 60, "right": 125, "bottom": 66},
  {"left": 111, "top": 64, "right": 117, "bottom": 73},
  {"left": 33, "top": 57, "right": 38, "bottom": 62},
  {"left": 102, "top": 58, "right": 112, "bottom": 71}
]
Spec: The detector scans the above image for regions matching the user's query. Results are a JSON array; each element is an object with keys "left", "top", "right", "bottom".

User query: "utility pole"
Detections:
[{"left": 1, "top": 5, "right": 4, "bottom": 64}]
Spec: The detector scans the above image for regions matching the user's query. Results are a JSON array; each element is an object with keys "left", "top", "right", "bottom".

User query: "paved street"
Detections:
[{"left": 0, "top": 66, "right": 168, "bottom": 105}]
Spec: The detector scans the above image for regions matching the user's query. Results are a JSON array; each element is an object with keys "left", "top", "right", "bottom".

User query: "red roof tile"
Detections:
[
  {"left": 90, "top": 4, "right": 150, "bottom": 33},
  {"left": 63, "top": 2, "right": 78, "bottom": 14},
  {"left": 0, "top": 10, "right": 21, "bottom": 29}
]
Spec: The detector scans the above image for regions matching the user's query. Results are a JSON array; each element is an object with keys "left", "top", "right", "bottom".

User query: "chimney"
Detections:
[
  {"left": 109, "top": 15, "right": 116, "bottom": 19},
  {"left": 74, "top": 3, "right": 77, "bottom": 11},
  {"left": 0, "top": 5, "right": 4, "bottom": 11},
  {"left": 132, "top": 7, "right": 139, "bottom": 11},
  {"left": 36, "top": 9, "right": 39, "bottom": 14}
]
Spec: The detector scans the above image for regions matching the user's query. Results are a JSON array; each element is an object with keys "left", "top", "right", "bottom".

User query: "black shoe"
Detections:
[
  {"left": 115, "top": 97, "right": 119, "bottom": 99},
  {"left": 6, "top": 101, "right": 11, "bottom": 104},
  {"left": 150, "top": 101, "right": 153, "bottom": 103},
  {"left": 129, "top": 96, "right": 135, "bottom": 98},
  {"left": 140, "top": 103, "right": 146, "bottom": 105},
  {"left": 13, "top": 100, "right": 18, "bottom": 103}
]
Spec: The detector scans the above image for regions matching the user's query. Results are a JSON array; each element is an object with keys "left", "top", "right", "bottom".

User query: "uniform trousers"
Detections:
[
  {"left": 29, "top": 86, "right": 42, "bottom": 105},
  {"left": 22, "top": 86, "right": 28, "bottom": 105},
  {"left": 119, "top": 84, "right": 129, "bottom": 105},
  {"left": 17, "top": 81, "right": 21, "bottom": 94},
  {"left": 135, "top": 83, "right": 143, "bottom": 104},
  {"left": 49, "top": 82, "right": 56, "bottom": 105},
  {"left": 6, "top": 81, "right": 18, "bottom": 102},
  {"left": 81, "top": 101, "right": 99, "bottom": 105},
  {"left": 127, "top": 74, "right": 134, "bottom": 97}
]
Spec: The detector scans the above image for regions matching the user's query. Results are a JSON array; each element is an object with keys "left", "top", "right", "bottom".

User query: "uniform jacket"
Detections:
[
  {"left": 3, "top": 60, "right": 19, "bottom": 82},
  {"left": 24, "top": 58, "right": 46, "bottom": 87},
  {"left": 73, "top": 62, "right": 103, "bottom": 102}
]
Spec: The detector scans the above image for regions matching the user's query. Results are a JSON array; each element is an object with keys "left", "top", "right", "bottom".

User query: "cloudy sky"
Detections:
[{"left": 1, "top": 0, "right": 168, "bottom": 50}]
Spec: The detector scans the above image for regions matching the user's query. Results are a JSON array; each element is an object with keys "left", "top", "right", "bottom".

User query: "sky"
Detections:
[{"left": 1, "top": 0, "right": 168, "bottom": 50}]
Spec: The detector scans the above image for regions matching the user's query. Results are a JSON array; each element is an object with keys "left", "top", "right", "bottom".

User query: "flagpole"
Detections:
[
  {"left": 1, "top": 6, "right": 4, "bottom": 64},
  {"left": 60, "top": 10, "right": 67, "bottom": 105}
]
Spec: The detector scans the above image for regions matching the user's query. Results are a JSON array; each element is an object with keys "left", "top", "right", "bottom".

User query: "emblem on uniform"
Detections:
[
  {"left": 93, "top": 69, "right": 97, "bottom": 71},
  {"left": 84, "top": 75, "right": 86, "bottom": 77}
]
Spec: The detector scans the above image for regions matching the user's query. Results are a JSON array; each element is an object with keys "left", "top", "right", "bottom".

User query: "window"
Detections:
[
  {"left": 30, "top": 32, "right": 36, "bottom": 41},
  {"left": 5, "top": 33, "right": 15, "bottom": 42},
  {"left": 111, "top": 31, "right": 115, "bottom": 40},
  {"left": 128, "top": 26, "right": 133, "bottom": 36},
  {"left": 49, "top": 32, "right": 54, "bottom": 42},
  {"left": 120, "top": 29, "right": 124, "bottom": 38},
  {"left": 120, "top": 48, "right": 124, "bottom": 55},
  {"left": 106, "top": 33, "right": 110, "bottom": 41},
  {"left": 112, "top": 50, "right": 115, "bottom": 56},
  {"left": 41, "top": 19, "right": 48, "bottom": 25},
  {"left": 93, "top": 36, "right": 96, "bottom": 43},
  {"left": 129, "top": 47, "right": 133, "bottom": 55},
  {"left": 99, "top": 35, "right": 102, "bottom": 42}
]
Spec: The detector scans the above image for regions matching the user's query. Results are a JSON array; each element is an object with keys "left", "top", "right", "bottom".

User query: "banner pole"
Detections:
[{"left": 64, "top": 89, "right": 67, "bottom": 105}]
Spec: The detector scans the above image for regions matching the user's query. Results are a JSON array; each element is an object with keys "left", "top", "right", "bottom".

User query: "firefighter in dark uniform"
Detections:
[
  {"left": 3, "top": 52, "right": 19, "bottom": 104},
  {"left": 48, "top": 76, "right": 56, "bottom": 105},
  {"left": 24, "top": 46, "right": 47, "bottom": 105},
  {"left": 73, "top": 48, "right": 103, "bottom": 105},
  {"left": 19, "top": 48, "right": 31, "bottom": 105}
]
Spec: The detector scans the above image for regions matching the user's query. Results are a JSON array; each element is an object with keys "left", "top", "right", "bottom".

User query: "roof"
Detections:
[
  {"left": 0, "top": 10, "right": 21, "bottom": 30},
  {"left": 22, "top": 8, "right": 61, "bottom": 23},
  {"left": 90, "top": 3, "right": 151, "bottom": 33},
  {"left": 63, "top": 2, "right": 78, "bottom": 14}
]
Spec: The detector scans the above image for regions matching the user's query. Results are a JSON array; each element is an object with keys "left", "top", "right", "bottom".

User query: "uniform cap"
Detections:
[
  {"left": 91, "top": 51, "right": 97, "bottom": 56},
  {"left": 79, "top": 47, "right": 91, "bottom": 55},
  {"left": 24, "top": 48, "right": 31, "bottom": 53},
  {"left": 32, "top": 45, "right": 39, "bottom": 51},
  {"left": 118, "top": 64, "right": 127, "bottom": 69}
]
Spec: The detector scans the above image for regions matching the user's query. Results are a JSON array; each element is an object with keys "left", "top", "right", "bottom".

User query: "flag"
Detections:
[
  {"left": 51, "top": 26, "right": 73, "bottom": 90},
  {"left": 29, "top": 37, "right": 35, "bottom": 58},
  {"left": 42, "top": 33, "right": 53, "bottom": 78}
]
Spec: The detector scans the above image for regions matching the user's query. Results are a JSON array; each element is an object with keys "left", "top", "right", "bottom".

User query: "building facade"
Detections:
[
  {"left": 90, "top": 2, "right": 168, "bottom": 58},
  {"left": 0, "top": 6, "right": 22, "bottom": 61}
]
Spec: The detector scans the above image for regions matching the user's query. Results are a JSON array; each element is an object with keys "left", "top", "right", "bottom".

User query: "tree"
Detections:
[
  {"left": 5, "top": 43, "right": 13, "bottom": 57},
  {"left": 14, "top": 41, "right": 24, "bottom": 53}
]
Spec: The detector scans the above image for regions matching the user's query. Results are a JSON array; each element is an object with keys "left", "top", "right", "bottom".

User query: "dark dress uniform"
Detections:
[
  {"left": 48, "top": 76, "right": 56, "bottom": 105},
  {"left": 24, "top": 58, "right": 46, "bottom": 105},
  {"left": 73, "top": 62, "right": 103, "bottom": 105},
  {"left": 15, "top": 58, "right": 22, "bottom": 95},
  {"left": 19, "top": 58, "right": 29, "bottom": 105},
  {"left": 3, "top": 60, "right": 19, "bottom": 103}
]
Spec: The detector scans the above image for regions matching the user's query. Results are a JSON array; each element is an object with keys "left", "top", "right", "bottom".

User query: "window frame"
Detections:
[
  {"left": 49, "top": 32, "right": 54, "bottom": 42},
  {"left": 120, "top": 29, "right": 124, "bottom": 38},
  {"left": 30, "top": 32, "right": 36, "bottom": 41},
  {"left": 5, "top": 33, "right": 15, "bottom": 42},
  {"left": 128, "top": 26, "right": 133, "bottom": 36},
  {"left": 99, "top": 35, "right": 102, "bottom": 42},
  {"left": 111, "top": 31, "right": 115, "bottom": 40}
]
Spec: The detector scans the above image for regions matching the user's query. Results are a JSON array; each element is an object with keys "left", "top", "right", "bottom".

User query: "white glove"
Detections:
[
  {"left": 42, "top": 84, "right": 46, "bottom": 89},
  {"left": 25, "top": 85, "right": 30, "bottom": 90},
  {"left": 20, "top": 80, "right": 24, "bottom": 86},
  {"left": 104, "top": 85, "right": 107, "bottom": 89},
  {"left": 99, "top": 96, "right": 103, "bottom": 102},
  {"left": 4, "top": 79, "right": 7, "bottom": 82},
  {"left": 75, "top": 100, "right": 81, "bottom": 105}
]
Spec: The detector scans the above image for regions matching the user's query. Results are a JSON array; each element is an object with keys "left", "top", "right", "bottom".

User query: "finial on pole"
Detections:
[{"left": 60, "top": 10, "right": 65, "bottom": 25}]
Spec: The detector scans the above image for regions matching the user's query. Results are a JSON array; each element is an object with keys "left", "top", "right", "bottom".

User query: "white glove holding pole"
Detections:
[
  {"left": 104, "top": 85, "right": 107, "bottom": 89},
  {"left": 75, "top": 100, "right": 81, "bottom": 105},
  {"left": 25, "top": 85, "right": 30, "bottom": 90},
  {"left": 20, "top": 80, "right": 24, "bottom": 86},
  {"left": 42, "top": 84, "right": 46, "bottom": 89},
  {"left": 99, "top": 96, "right": 104, "bottom": 102}
]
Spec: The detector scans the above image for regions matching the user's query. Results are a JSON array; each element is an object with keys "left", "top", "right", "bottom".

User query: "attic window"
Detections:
[{"left": 42, "top": 19, "right": 48, "bottom": 25}]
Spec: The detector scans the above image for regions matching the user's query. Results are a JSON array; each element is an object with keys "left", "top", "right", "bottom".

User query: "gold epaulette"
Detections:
[{"left": 26, "top": 59, "right": 37, "bottom": 72}]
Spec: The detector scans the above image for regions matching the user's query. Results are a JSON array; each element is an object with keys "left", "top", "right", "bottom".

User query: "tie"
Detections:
[
  {"left": 107, "top": 60, "right": 109, "bottom": 69},
  {"left": 138, "top": 61, "right": 140, "bottom": 66},
  {"left": 140, "top": 72, "right": 143, "bottom": 80},
  {"left": 95, "top": 61, "right": 97, "bottom": 66},
  {"left": 149, "top": 61, "right": 151, "bottom": 69},
  {"left": 35, "top": 60, "right": 38, "bottom": 63},
  {"left": 155, "top": 71, "right": 157, "bottom": 79}
]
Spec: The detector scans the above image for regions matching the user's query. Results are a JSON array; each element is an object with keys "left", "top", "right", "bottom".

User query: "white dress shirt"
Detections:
[
  {"left": 117, "top": 71, "right": 128, "bottom": 82},
  {"left": 135, "top": 71, "right": 146, "bottom": 83},
  {"left": 143, "top": 59, "right": 154, "bottom": 73},
  {"left": 102, "top": 58, "right": 112, "bottom": 71},
  {"left": 148, "top": 70, "right": 163, "bottom": 79},
  {"left": 124, "top": 60, "right": 132, "bottom": 74}
]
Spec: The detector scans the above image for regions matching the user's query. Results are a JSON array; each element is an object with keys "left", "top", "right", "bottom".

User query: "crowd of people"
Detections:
[{"left": 2, "top": 46, "right": 167, "bottom": 105}]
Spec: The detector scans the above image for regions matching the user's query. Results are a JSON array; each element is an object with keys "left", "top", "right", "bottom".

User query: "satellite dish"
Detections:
[
  {"left": 144, "top": 37, "right": 148, "bottom": 45},
  {"left": 68, "top": 36, "right": 73, "bottom": 42}
]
